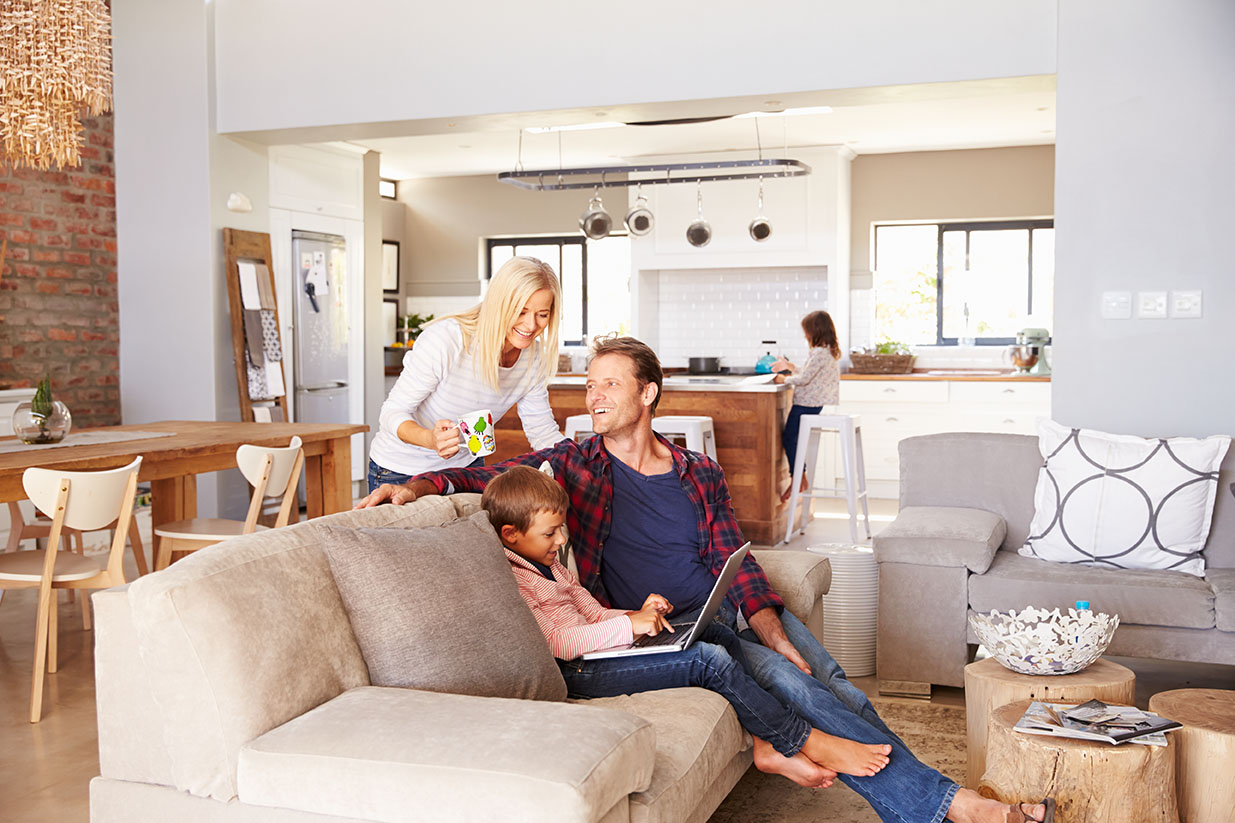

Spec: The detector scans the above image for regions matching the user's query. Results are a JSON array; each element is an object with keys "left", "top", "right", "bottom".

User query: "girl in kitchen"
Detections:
[
  {"left": 773, "top": 309, "right": 841, "bottom": 502},
  {"left": 366, "top": 256, "right": 565, "bottom": 493}
]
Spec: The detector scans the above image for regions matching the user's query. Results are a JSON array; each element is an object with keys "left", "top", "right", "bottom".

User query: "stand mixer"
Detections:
[{"left": 1009, "top": 327, "right": 1051, "bottom": 376}]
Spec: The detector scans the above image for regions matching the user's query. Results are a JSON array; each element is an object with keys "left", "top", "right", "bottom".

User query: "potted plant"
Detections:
[
  {"left": 849, "top": 341, "right": 916, "bottom": 374},
  {"left": 12, "top": 375, "right": 73, "bottom": 444}
]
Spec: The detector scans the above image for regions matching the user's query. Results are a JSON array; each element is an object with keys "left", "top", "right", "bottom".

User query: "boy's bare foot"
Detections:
[
  {"left": 800, "top": 730, "right": 891, "bottom": 777},
  {"left": 752, "top": 737, "right": 836, "bottom": 788},
  {"left": 780, "top": 473, "right": 810, "bottom": 503},
  {"left": 946, "top": 788, "right": 1048, "bottom": 823}
]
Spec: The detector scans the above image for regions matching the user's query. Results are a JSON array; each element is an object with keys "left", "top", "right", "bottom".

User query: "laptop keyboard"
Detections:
[{"left": 633, "top": 622, "right": 694, "bottom": 648}]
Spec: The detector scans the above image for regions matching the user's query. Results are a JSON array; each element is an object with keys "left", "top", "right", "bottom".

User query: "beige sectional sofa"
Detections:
[
  {"left": 91, "top": 494, "right": 832, "bottom": 823},
  {"left": 874, "top": 432, "right": 1235, "bottom": 691}
]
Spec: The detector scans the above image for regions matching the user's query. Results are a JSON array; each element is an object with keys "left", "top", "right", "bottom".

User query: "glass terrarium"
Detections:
[{"left": 12, "top": 380, "right": 72, "bottom": 444}]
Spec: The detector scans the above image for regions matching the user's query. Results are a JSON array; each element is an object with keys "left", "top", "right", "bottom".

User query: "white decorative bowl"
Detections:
[{"left": 969, "top": 607, "right": 1120, "bottom": 676}]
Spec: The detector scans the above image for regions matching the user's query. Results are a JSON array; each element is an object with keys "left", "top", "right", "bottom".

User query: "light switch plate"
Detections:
[
  {"left": 1170, "top": 290, "right": 1203, "bottom": 319},
  {"left": 1101, "top": 291, "right": 1132, "bottom": 319},
  {"left": 1136, "top": 291, "right": 1168, "bottom": 319}
]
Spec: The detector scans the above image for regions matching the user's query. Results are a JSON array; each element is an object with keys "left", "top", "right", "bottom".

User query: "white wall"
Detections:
[
  {"left": 212, "top": 0, "right": 1056, "bottom": 137},
  {"left": 1053, "top": 0, "right": 1235, "bottom": 437}
]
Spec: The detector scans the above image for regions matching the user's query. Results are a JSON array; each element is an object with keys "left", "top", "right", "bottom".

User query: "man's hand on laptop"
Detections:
[
  {"left": 628, "top": 604, "right": 674, "bottom": 639},
  {"left": 748, "top": 607, "right": 812, "bottom": 675},
  {"left": 353, "top": 478, "right": 437, "bottom": 509}
]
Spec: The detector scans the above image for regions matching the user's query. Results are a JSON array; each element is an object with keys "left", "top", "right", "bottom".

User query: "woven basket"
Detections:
[{"left": 849, "top": 353, "right": 916, "bottom": 374}]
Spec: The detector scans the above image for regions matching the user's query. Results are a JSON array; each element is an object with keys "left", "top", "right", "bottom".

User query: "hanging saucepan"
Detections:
[
  {"left": 625, "top": 184, "right": 654, "bottom": 236},
  {"left": 579, "top": 187, "right": 612, "bottom": 240},
  {"left": 686, "top": 181, "right": 712, "bottom": 247},
  {"left": 749, "top": 177, "right": 772, "bottom": 242}
]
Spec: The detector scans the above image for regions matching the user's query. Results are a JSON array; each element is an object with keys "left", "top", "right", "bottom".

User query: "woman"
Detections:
[{"left": 367, "top": 256, "right": 564, "bottom": 492}]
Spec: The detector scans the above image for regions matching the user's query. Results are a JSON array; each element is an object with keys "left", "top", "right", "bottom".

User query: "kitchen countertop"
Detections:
[
  {"left": 548, "top": 375, "right": 789, "bottom": 393},
  {"left": 842, "top": 370, "right": 1050, "bottom": 382}
]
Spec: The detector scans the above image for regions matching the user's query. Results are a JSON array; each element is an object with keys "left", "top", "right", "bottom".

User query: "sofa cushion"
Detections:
[
  {"left": 970, "top": 551, "right": 1216, "bottom": 630},
  {"left": 575, "top": 687, "right": 750, "bottom": 823},
  {"left": 318, "top": 512, "right": 566, "bottom": 701},
  {"left": 238, "top": 686, "right": 654, "bottom": 823},
  {"left": 1020, "top": 420, "right": 1231, "bottom": 577},
  {"left": 874, "top": 507, "right": 1006, "bottom": 573},
  {"left": 1209, "top": 568, "right": 1235, "bottom": 632}
]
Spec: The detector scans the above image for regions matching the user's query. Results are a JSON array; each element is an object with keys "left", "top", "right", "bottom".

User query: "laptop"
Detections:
[{"left": 580, "top": 543, "right": 751, "bottom": 660}]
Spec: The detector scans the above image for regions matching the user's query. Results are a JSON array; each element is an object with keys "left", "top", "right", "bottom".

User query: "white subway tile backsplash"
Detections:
[{"left": 652, "top": 266, "right": 828, "bottom": 368}]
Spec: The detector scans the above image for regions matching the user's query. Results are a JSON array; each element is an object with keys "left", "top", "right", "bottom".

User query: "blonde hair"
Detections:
[
  {"left": 482, "top": 466, "right": 569, "bottom": 535},
  {"left": 437, "top": 256, "right": 562, "bottom": 391}
]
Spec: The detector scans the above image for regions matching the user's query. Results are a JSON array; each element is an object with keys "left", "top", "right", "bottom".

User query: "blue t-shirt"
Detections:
[{"left": 600, "top": 453, "right": 716, "bottom": 613}]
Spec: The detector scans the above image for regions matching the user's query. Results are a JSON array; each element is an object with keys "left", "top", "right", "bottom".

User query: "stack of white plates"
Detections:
[{"left": 807, "top": 544, "right": 878, "bottom": 677}]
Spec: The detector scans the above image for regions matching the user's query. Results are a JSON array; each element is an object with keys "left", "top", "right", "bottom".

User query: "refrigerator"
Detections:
[{"left": 291, "top": 230, "right": 351, "bottom": 427}]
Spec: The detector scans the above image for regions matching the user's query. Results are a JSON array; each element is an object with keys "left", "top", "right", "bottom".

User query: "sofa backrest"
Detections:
[
  {"left": 123, "top": 495, "right": 464, "bottom": 802},
  {"left": 899, "top": 432, "right": 1235, "bottom": 568}
]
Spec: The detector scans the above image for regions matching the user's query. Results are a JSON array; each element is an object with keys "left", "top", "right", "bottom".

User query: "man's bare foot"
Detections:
[
  {"left": 800, "top": 730, "right": 891, "bottom": 777},
  {"left": 946, "top": 788, "right": 1048, "bottom": 823},
  {"left": 780, "top": 473, "right": 811, "bottom": 503},
  {"left": 752, "top": 737, "right": 836, "bottom": 788}
]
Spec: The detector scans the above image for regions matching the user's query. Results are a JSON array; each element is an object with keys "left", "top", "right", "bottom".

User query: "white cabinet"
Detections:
[
  {"left": 268, "top": 145, "right": 365, "bottom": 221},
  {"left": 815, "top": 379, "right": 1051, "bottom": 498}
]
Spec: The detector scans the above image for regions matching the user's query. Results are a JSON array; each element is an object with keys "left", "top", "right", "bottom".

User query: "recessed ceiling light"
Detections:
[
  {"left": 764, "top": 100, "right": 782, "bottom": 106},
  {"left": 525, "top": 122, "right": 624, "bottom": 133},
  {"left": 458, "top": 144, "right": 471, "bottom": 149},
  {"left": 1037, "top": 106, "right": 1049, "bottom": 112},
  {"left": 595, "top": 111, "right": 608, "bottom": 117},
  {"left": 447, "top": 123, "right": 456, "bottom": 128},
  {"left": 734, "top": 105, "right": 833, "bottom": 119},
  {"left": 1041, "top": 129, "right": 1053, "bottom": 134}
]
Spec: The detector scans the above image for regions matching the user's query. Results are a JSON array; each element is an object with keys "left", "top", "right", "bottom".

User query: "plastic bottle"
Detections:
[{"left": 1076, "top": 601, "right": 1090, "bottom": 611}]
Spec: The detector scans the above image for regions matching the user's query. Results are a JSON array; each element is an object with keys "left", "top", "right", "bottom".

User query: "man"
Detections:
[{"left": 358, "top": 337, "right": 1050, "bottom": 823}]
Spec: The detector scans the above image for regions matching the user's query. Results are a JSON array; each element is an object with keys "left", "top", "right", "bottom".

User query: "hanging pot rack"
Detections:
[{"left": 497, "top": 157, "right": 810, "bottom": 191}]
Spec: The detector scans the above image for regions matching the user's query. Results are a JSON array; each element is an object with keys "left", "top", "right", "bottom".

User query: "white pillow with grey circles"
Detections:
[{"left": 1020, "top": 419, "right": 1231, "bottom": 577}]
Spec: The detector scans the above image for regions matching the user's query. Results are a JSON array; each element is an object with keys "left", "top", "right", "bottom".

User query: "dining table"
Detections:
[{"left": 0, "top": 420, "right": 369, "bottom": 537}]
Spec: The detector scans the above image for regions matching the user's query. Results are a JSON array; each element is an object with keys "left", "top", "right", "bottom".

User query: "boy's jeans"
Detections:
[{"left": 557, "top": 623, "right": 812, "bottom": 758}]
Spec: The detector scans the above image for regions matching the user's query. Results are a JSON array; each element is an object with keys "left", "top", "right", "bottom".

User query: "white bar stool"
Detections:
[
  {"left": 651, "top": 415, "right": 718, "bottom": 460},
  {"left": 563, "top": 413, "right": 593, "bottom": 442},
  {"left": 784, "top": 413, "right": 870, "bottom": 545}
]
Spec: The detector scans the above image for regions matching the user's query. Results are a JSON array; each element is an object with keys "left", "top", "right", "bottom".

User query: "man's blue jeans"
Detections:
[
  {"left": 722, "top": 603, "right": 960, "bottom": 823},
  {"left": 557, "top": 624, "right": 813, "bottom": 758}
]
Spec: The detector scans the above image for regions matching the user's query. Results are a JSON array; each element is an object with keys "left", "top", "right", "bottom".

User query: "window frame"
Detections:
[
  {"left": 485, "top": 235, "right": 590, "bottom": 346},
  {"left": 874, "top": 218, "right": 1054, "bottom": 346}
]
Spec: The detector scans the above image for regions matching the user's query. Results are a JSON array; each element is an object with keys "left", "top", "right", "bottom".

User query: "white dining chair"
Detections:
[
  {"left": 0, "top": 457, "right": 141, "bottom": 722},
  {"left": 153, "top": 437, "right": 304, "bottom": 571}
]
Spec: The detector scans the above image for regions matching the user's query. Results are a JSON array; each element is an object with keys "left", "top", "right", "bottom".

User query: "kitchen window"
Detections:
[
  {"left": 873, "top": 220, "right": 1054, "bottom": 345},
  {"left": 486, "top": 235, "right": 631, "bottom": 346}
]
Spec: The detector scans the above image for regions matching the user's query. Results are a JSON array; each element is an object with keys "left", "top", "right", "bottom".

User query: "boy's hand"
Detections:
[
  {"left": 642, "top": 594, "right": 673, "bottom": 615},
  {"left": 628, "top": 606, "right": 674, "bottom": 639}
]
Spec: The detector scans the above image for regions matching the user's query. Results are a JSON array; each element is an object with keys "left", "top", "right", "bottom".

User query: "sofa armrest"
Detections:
[
  {"left": 873, "top": 506, "right": 1006, "bottom": 574},
  {"left": 756, "top": 549, "right": 832, "bottom": 624},
  {"left": 239, "top": 686, "right": 654, "bottom": 823}
]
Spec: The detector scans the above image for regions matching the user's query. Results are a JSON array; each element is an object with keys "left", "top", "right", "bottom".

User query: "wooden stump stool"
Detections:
[
  {"left": 980, "top": 700, "right": 1178, "bottom": 823},
  {"left": 964, "top": 656, "right": 1136, "bottom": 787},
  {"left": 1147, "top": 688, "right": 1235, "bottom": 823}
]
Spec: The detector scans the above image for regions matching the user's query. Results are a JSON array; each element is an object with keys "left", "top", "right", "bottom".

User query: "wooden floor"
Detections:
[{"left": 2, "top": 501, "right": 1232, "bottom": 822}]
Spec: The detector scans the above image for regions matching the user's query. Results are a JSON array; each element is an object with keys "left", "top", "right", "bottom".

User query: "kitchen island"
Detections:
[{"left": 491, "top": 376, "right": 794, "bottom": 545}]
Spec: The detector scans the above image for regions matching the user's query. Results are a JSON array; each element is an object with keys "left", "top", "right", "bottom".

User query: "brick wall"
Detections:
[{"left": 0, "top": 114, "right": 119, "bottom": 428}]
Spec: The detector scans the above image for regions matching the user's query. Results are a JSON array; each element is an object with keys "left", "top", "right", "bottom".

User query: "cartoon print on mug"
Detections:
[{"left": 458, "top": 409, "right": 497, "bottom": 457}]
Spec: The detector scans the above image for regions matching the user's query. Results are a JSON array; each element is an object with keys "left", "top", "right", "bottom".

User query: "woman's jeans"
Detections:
[
  {"left": 558, "top": 623, "right": 812, "bottom": 758},
  {"left": 783, "top": 404, "right": 823, "bottom": 474},
  {"left": 366, "top": 456, "right": 482, "bottom": 493}
]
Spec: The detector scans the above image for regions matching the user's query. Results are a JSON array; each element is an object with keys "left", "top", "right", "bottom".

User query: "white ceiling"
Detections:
[{"left": 350, "top": 77, "right": 1056, "bottom": 181}]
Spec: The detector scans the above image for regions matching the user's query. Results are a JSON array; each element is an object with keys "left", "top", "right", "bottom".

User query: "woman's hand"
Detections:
[
  {"left": 431, "top": 419, "right": 462, "bottom": 458},
  {"left": 628, "top": 606, "right": 674, "bottom": 639},
  {"left": 773, "top": 374, "right": 787, "bottom": 384},
  {"left": 772, "top": 358, "right": 795, "bottom": 373}
]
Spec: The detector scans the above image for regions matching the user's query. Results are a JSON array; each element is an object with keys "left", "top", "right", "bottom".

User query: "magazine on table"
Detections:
[{"left": 1014, "top": 699, "right": 1181, "bottom": 746}]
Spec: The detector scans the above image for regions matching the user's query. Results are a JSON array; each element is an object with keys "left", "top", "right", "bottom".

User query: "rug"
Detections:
[{"left": 708, "top": 698, "right": 967, "bottom": 823}]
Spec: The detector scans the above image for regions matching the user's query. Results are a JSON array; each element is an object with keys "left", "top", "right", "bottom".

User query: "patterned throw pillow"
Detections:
[{"left": 1020, "top": 420, "right": 1231, "bottom": 577}]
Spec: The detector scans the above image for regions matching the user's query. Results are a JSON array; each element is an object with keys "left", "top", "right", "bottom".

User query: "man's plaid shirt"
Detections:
[{"left": 421, "top": 433, "right": 784, "bottom": 618}]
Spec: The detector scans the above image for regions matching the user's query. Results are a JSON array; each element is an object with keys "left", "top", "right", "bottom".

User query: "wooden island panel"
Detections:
[{"left": 492, "top": 385, "right": 793, "bottom": 545}]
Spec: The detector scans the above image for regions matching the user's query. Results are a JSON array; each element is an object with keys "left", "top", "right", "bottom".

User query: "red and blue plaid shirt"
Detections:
[{"left": 421, "top": 434, "right": 784, "bottom": 619}]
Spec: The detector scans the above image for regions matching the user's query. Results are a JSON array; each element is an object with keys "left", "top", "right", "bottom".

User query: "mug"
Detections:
[{"left": 457, "top": 409, "right": 497, "bottom": 457}]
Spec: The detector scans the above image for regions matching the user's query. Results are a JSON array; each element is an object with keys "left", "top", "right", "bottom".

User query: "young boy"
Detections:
[{"left": 481, "top": 466, "right": 892, "bottom": 788}]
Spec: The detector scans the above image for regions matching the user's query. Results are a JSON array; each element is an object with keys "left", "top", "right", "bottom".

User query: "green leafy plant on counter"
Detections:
[
  {"left": 30, "top": 375, "right": 56, "bottom": 442},
  {"left": 870, "top": 340, "right": 912, "bottom": 355},
  {"left": 404, "top": 313, "right": 434, "bottom": 340}
]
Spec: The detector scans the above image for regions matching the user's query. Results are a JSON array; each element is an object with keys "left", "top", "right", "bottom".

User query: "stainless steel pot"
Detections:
[
  {"left": 686, "top": 182, "right": 711, "bottom": 247},
  {"left": 625, "top": 186, "right": 654, "bottom": 236},
  {"left": 579, "top": 190, "right": 612, "bottom": 240},
  {"left": 688, "top": 356, "right": 721, "bottom": 374}
]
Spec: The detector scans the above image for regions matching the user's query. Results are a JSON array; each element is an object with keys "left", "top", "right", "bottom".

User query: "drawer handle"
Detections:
[
  {"left": 883, "top": 388, "right": 897, "bottom": 393},
  {"left": 886, "top": 416, "right": 899, "bottom": 423},
  {"left": 1002, "top": 388, "right": 1016, "bottom": 394},
  {"left": 1003, "top": 418, "right": 1016, "bottom": 424}
]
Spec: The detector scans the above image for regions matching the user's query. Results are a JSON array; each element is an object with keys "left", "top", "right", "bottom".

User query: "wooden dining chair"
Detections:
[
  {"left": 153, "top": 437, "right": 304, "bottom": 571},
  {"left": 6, "top": 501, "right": 149, "bottom": 579},
  {"left": 0, "top": 457, "right": 141, "bottom": 722}
]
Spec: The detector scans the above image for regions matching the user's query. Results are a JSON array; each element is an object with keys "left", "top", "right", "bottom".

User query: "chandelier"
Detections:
[{"left": 0, "top": 0, "right": 113, "bottom": 171}]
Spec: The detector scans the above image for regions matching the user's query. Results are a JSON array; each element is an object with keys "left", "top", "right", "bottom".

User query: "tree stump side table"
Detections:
[
  {"left": 1147, "top": 688, "right": 1235, "bottom": 823},
  {"left": 964, "top": 656, "right": 1136, "bottom": 788},
  {"left": 980, "top": 700, "right": 1178, "bottom": 823}
]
